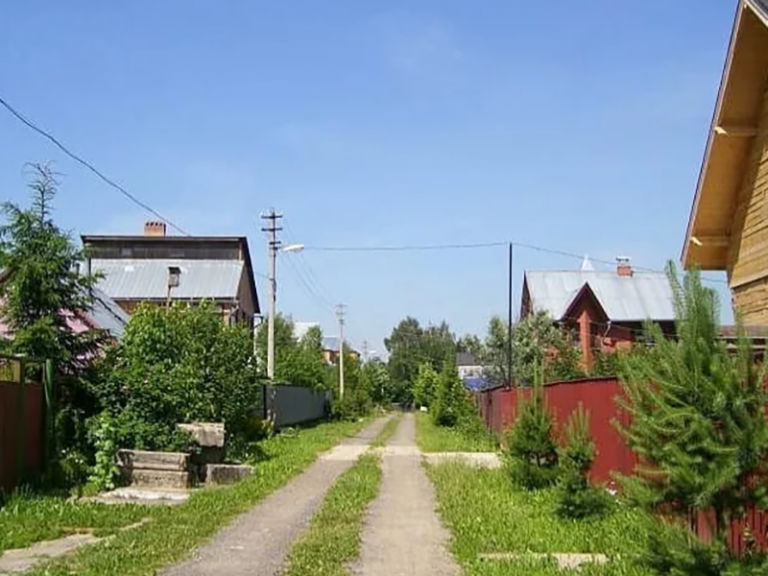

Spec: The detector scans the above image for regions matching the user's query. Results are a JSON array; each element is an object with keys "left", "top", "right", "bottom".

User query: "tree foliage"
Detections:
[
  {"left": 413, "top": 362, "right": 439, "bottom": 408},
  {"left": 384, "top": 317, "right": 456, "bottom": 403},
  {"left": 512, "top": 311, "right": 583, "bottom": 385},
  {"left": 331, "top": 344, "right": 371, "bottom": 420},
  {"left": 93, "top": 302, "right": 262, "bottom": 452},
  {"left": 505, "top": 382, "right": 560, "bottom": 490},
  {"left": 431, "top": 354, "right": 470, "bottom": 428},
  {"left": 255, "top": 315, "right": 331, "bottom": 389},
  {"left": 0, "top": 164, "right": 104, "bottom": 371},
  {"left": 361, "top": 358, "right": 392, "bottom": 405},
  {"left": 618, "top": 262, "right": 768, "bottom": 573}
]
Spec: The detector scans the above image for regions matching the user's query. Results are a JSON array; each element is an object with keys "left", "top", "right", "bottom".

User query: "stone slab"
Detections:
[
  {"left": 0, "top": 533, "right": 100, "bottom": 574},
  {"left": 93, "top": 487, "right": 190, "bottom": 506},
  {"left": 117, "top": 449, "right": 189, "bottom": 471},
  {"left": 423, "top": 452, "right": 503, "bottom": 468},
  {"left": 178, "top": 422, "right": 225, "bottom": 448},
  {"left": 479, "top": 552, "right": 609, "bottom": 571},
  {"left": 206, "top": 464, "right": 254, "bottom": 486},
  {"left": 125, "top": 469, "right": 191, "bottom": 490}
]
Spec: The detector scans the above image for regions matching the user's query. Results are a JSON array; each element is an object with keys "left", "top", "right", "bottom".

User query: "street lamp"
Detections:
[{"left": 282, "top": 243, "right": 305, "bottom": 253}]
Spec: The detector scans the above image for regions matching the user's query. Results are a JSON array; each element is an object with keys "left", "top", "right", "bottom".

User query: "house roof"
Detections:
[
  {"left": 683, "top": 0, "right": 768, "bottom": 270},
  {"left": 90, "top": 259, "right": 245, "bottom": 301},
  {"left": 457, "top": 352, "right": 480, "bottom": 367},
  {"left": 523, "top": 271, "right": 675, "bottom": 322}
]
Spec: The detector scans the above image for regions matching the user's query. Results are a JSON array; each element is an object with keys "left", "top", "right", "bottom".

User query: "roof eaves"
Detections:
[{"left": 682, "top": 0, "right": 745, "bottom": 268}]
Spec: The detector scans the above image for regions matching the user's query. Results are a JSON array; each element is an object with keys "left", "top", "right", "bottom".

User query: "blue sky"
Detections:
[{"left": 0, "top": 1, "right": 736, "bottom": 353}]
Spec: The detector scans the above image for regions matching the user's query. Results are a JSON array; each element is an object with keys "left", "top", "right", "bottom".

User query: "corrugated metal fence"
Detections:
[
  {"left": 263, "top": 384, "right": 330, "bottom": 429},
  {"left": 477, "top": 377, "right": 768, "bottom": 554}
]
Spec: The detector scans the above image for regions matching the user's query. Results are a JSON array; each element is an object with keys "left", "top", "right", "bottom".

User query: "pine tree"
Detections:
[
  {"left": 505, "top": 365, "right": 560, "bottom": 489},
  {"left": 0, "top": 164, "right": 102, "bottom": 371},
  {"left": 431, "top": 354, "right": 467, "bottom": 427},
  {"left": 618, "top": 262, "right": 768, "bottom": 572}
]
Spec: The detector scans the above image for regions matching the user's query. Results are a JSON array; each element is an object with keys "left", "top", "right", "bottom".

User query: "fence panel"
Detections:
[
  {"left": 263, "top": 385, "right": 330, "bottom": 429},
  {"left": 0, "top": 379, "right": 44, "bottom": 492}
]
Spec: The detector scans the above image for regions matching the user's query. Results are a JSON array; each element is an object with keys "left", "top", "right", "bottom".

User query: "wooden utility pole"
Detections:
[
  {"left": 261, "top": 210, "right": 283, "bottom": 380},
  {"left": 336, "top": 304, "right": 346, "bottom": 399}
]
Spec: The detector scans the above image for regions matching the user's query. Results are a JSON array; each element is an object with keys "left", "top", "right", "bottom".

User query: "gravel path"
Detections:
[
  {"left": 353, "top": 413, "right": 460, "bottom": 576},
  {"left": 162, "top": 417, "right": 390, "bottom": 576}
]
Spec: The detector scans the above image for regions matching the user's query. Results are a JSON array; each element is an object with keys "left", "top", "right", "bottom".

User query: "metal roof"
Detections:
[
  {"left": 87, "top": 288, "right": 131, "bottom": 339},
  {"left": 91, "top": 259, "right": 245, "bottom": 301},
  {"left": 750, "top": 0, "right": 768, "bottom": 20},
  {"left": 524, "top": 271, "right": 675, "bottom": 322}
]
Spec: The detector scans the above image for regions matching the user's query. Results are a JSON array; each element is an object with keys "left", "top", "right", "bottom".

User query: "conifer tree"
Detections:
[{"left": 618, "top": 262, "right": 768, "bottom": 572}]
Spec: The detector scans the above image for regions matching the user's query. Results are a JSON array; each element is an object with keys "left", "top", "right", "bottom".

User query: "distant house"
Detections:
[
  {"left": 457, "top": 351, "right": 488, "bottom": 391},
  {"left": 682, "top": 0, "right": 768, "bottom": 326},
  {"left": 0, "top": 285, "right": 129, "bottom": 343},
  {"left": 520, "top": 257, "right": 675, "bottom": 369},
  {"left": 322, "top": 336, "right": 359, "bottom": 365},
  {"left": 81, "top": 222, "right": 260, "bottom": 326}
]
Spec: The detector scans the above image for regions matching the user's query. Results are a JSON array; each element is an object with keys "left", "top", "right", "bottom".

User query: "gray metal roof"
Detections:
[
  {"left": 91, "top": 259, "right": 245, "bottom": 301},
  {"left": 524, "top": 271, "right": 675, "bottom": 322},
  {"left": 750, "top": 0, "right": 768, "bottom": 21},
  {"left": 87, "top": 288, "right": 131, "bottom": 339}
]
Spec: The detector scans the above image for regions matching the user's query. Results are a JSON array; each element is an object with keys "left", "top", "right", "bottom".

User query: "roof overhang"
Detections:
[{"left": 683, "top": 0, "right": 768, "bottom": 270}]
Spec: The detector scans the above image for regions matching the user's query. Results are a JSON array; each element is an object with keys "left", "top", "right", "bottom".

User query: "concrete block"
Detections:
[
  {"left": 117, "top": 449, "right": 189, "bottom": 471},
  {"left": 126, "top": 468, "right": 192, "bottom": 490},
  {"left": 205, "top": 464, "right": 253, "bottom": 486},
  {"left": 177, "top": 422, "right": 225, "bottom": 447}
]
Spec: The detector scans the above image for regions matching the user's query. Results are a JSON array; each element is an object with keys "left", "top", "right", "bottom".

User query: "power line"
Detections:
[
  {"left": 304, "top": 239, "right": 729, "bottom": 285},
  {"left": 282, "top": 219, "right": 336, "bottom": 309},
  {"left": 0, "top": 94, "right": 190, "bottom": 236}
]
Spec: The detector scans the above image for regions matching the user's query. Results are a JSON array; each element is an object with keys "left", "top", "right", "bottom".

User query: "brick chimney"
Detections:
[
  {"left": 144, "top": 221, "right": 167, "bottom": 237},
  {"left": 616, "top": 256, "right": 633, "bottom": 277}
]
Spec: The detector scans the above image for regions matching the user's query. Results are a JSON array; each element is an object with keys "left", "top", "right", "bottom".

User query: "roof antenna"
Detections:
[{"left": 581, "top": 254, "right": 595, "bottom": 272}]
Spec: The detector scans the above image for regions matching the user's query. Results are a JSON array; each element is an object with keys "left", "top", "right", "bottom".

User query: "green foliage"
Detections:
[
  {"left": 483, "top": 315, "right": 510, "bottom": 386},
  {"left": 88, "top": 413, "right": 119, "bottom": 492},
  {"left": 360, "top": 358, "right": 392, "bottom": 405},
  {"left": 384, "top": 317, "right": 456, "bottom": 404},
  {"left": 506, "top": 385, "right": 560, "bottom": 490},
  {"left": 589, "top": 349, "right": 623, "bottom": 378},
  {"left": 413, "top": 362, "right": 439, "bottom": 408},
  {"left": 93, "top": 302, "right": 262, "bottom": 451},
  {"left": 415, "top": 412, "right": 497, "bottom": 453},
  {"left": 431, "top": 355, "right": 468, "bottom": 427},
  {"left": 513, "top": 311, "right": 584, "bottom": 385},
  {"left": 255, "top": 315, "right": 331, "bottom": 389},
  {"left": 0, "top": 164, "right": 104, "bottom": 371},
  {"left": 331, "top": 345, "right": 372, "bottom": 421},
  {"left": 556, "top": 405, "right": 612, "bottom": 520},
  {"left": 618, "top": 262, "right": 768, "bottom": 571}
]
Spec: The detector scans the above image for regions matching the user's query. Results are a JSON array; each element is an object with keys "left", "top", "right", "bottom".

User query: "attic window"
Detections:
[{"left": 120, "top": 248, "right": 132, "bottom": 257}]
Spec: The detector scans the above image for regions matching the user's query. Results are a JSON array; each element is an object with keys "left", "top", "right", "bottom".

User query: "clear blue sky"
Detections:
[{"left": 0, "top": 1, "right": 736, "bottom": 354}]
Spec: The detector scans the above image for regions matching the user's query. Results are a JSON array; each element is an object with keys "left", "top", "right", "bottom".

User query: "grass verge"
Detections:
[
  {"left": 282, "top": 453, "right": 381, "bottom": 576},
  {"left": 370, "top": 412, "right": 401, "bottom": 447},
  {"left": 21, "top": 419, "right": 367, "bottom": 576},
  {"left": 415, "top": 412, "right": 497, "bottom": 453},
  {"left": 426, "top": 462, "right": 653, "bottom": 576},
  {"left": 0, "top": 496, "right": 149, "bottom": 553}
]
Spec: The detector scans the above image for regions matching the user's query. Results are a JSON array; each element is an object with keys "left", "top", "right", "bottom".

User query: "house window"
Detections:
[
  {"left": 565, "top": 322, "right": 580, "bottom": 348},
  {"left": 590, "top": 322, "right": 601, "bottom": 351}
]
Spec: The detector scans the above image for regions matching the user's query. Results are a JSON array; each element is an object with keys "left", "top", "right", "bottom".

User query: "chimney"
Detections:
[
  {"left": 144, "top": 221, "right": 167, "bottom": 237},
  {"left": 616, "top": 256, "right": 633, "bottom": 277}
]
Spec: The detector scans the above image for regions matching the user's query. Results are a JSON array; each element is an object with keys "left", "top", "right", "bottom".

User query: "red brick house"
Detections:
[{"left": 520, "top": 257, "right": 675, "bottom": 369}]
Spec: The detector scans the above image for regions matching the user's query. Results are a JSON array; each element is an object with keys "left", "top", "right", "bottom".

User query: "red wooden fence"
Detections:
[
  {"left": 477, "top": 377, "right": 768, "bottom": 553},
  {"left": 0, "top": 379, "right": 44, "bottom": 493}
]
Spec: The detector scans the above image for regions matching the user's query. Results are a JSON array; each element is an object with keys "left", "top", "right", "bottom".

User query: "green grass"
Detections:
[
  {"left": 426, "top": 462, "right": 654, "bottom": 576},
  {"left": 0, "top": 496, "right": 149, "bottom": 553},
  {"left": 371, "top": 412, "right": 401, "bottom": 447},
  {"left": 283, "top": 453, "right": 381, "bottom": 576},
  {"left": 20, "top": 419, "right": 367, "bottom": 576},
  {"left": 415, "top": 412, "right": 498, "bottom": 453}
]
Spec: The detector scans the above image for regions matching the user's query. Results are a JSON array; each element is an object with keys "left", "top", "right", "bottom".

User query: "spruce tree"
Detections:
[{"left": 618, "top": 262, "right": 768, "bottom": 572}]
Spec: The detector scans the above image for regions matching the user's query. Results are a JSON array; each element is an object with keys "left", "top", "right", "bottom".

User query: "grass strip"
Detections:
[
  {"left": 415, "top": 412, "right": 497, "bottom": 453},
  {"left": 426, "top": 462, "right": 653, "bottom": 576},
  {"left": 23, "top": 419, "right": 367, "bottom": 576},
  {"left": 282, "top": 453, "right": 381, "bottom": 576},
  {"left": 370, "top": 412, "right": 401, "bottom": 447},
  {"left": 0, "top": 496, "right": 150, "bottom": 553}
]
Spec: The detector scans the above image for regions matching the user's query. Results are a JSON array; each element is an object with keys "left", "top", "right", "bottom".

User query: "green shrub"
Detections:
[
  {"left": 556, "top": 404, "right": 612, "bottom": 519},
  {"left": 431, "top": 355, "right": 469, "bottom": 428},
  {"left": 505, "top": 385, "right": 560, "bottom": 490}
]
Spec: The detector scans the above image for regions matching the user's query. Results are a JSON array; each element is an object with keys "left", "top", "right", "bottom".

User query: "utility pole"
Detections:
[
  {"left": 362, "top": 340, "right": 369, "bottom": 363},
  {"left": 507, "top": 242, "right": 514, "bottom": 388},
  {"left": 336, "top": 304, "right": 346, "bottom": 399},
  {"left": 261, "top": 209, "right": 283, "bottom": 380}
]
